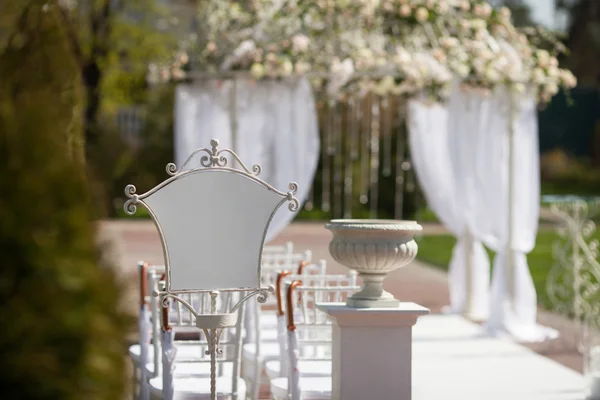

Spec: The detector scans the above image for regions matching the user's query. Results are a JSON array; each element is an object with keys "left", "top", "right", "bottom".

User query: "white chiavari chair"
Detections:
[
  {"left": 130, "top": 262, "right": 165, "bottom": 399},
  {"left": 124, "top": 139, "right": 300, "bottom": 399},
  {"left": 269, "top": 280, "right": 359, "bottom": 400},
  {"left": 148, "top": 290, "right": 246, "bottom": 400},
  {"left": 264, "top": 271, "right": 357, "bottom": 383},
  {"left": 243, "top": 260, "right": 324, "bottom": 399},
  {"left": 243, "top": 249, "right": 309, "bottom": 346},
  {"left": 262, "top": 242, "right": 293, "bottom": 255}
]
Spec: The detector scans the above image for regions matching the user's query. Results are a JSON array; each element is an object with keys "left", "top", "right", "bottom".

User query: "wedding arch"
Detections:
[{"left": 148, "top": 0, "right": 577, "bottom": 341}]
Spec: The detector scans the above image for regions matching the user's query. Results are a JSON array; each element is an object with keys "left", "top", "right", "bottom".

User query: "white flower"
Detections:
[
  {"left": 453, "top": 63, "right": 470, "bottom": 78},
  {"left": 484, "top": 67, "right": 501, "bottom": 83},
  {"left": 294, "top": 61, "right": 311, "bottom": 75},
  {"left": 545, "top": 82, "right": 559, "bottom": 96},
  {"left": 477, "top": 48, "right": 494, "bottom": 62},
  {"left": 399, "top": 4, "right": 411, "bottom": 17},
  {"left": 440, "top": 36, "right": 459, "bottom": 49},
  {"left": 394, "top": 47, "right": 412, "bottom": 65},
  {"left": 470, "top": 19, "right": 487, "bottom": 31},
  {"left": 532, "top": 68, "right": 546, "bottom": 84},
  {"left": 437, "top": 1, "right": 449, "bottom": 14},
  {"left": 547, "top": 66, "right": 560, "bottom": 78},
  {"left": 160, "top": 68, "right": 170, "bottom": 82},
  {"left": 291, "top": 34, "right": 310, "bottom": 52},
  {"left": 460, "top": 0, "right": 470, "bottom": 11},
  {"left": 536, "top": 49, "right": 550, "bottom": 68},
  {"left": 178, "top": 52, "right": 189, "bottom": 65},
  {"left": 472, "top": 58, "right": 486, "bottom": 74},
  {"left": 171, "top": 68, "right": 185, "bottom": 80},
  {"left": 266, "top": 53, "right": 277, "bottom": 63},
  {"left": 250, "top": 63, "right": 265, "bottom": 79},
  {"left": 375, "top": 57, "right": 387, "bottom": 66},
  {"left": 474, "top": 3, "right": 492, "bottom": 18},
  {"left": 375, "top": 76, "right": 396, "bottom": 96},
  {"left": 281, "top": 60, "right": 294, "bottom": 76},
  {"left": 559, "top": 69, "right": 577, "bottom": 87},
  {"left": 146, "top": 64, "right": 160, "bottom": 85},
  {"left": 415, "top": 7, "right": 429, "bottom": 22},
  {"left": 475, "top": 28, "right": 487, "bottom": 41},
  {"left": 328, "top": 58, "right": 355, "bottom": 94},
  {"left": 432, "top": 48, "right": 446, "bottom": 63},
  {"left": 514, "top": 83, "right": 526, "bottom": 94},
  {"left": 233, "top": 40, "right": 256, "bottom": 58},
  {"left": 499, "top": 7, "right": 511, "bottom": 20},
  {"left": 206, "top": 42, "right": 217, "bottom": 53},
  {"left": 550, "top": 57, "right": 559, "bottom": 67}
]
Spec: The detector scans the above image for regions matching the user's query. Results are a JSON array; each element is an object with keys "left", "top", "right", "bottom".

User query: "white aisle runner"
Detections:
[{"left": 412, "top": 315, "right": 584, "bottom": 400}]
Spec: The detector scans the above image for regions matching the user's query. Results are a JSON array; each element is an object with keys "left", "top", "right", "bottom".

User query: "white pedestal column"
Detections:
[{"left": 318, "top": 302, "right": 429, "bottom": 400}]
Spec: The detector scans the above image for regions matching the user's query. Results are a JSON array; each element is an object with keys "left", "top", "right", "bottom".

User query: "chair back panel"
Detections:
[{"left": 145, "top": 171, "right": 284, "bottom": 291}]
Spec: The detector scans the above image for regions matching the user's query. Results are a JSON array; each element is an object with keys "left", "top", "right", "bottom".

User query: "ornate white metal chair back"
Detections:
[{"left": 124, "top": 138, "right": 299, "bottom": 400}]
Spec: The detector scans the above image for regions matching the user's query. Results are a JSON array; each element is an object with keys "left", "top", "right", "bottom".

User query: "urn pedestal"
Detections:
[{"left": 325, "top": 219, "right": 422, "bottom": 308}]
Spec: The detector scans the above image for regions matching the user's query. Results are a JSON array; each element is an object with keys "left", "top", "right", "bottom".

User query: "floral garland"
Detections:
[{"left": 147, "top": 0, "right": 577, "bottom": 104}]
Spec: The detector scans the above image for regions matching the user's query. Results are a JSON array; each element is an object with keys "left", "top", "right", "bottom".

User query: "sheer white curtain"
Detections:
[
  {"left": 408, "top": 92, "right": 491, "bottom": 320},
  {"left": 474, "top": 88, "right": 557, "bottom": 341},
  {"left": 409, "top": 85, "right": 556, "bottom": 341},
  {"left": 174, "top": 78, "right": 320, "bottom": 242}
]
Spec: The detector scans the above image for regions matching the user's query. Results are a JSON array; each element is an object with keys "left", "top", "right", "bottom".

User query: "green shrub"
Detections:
[{"left": 0, "top": 2, "right": 130, "bottom": 399}]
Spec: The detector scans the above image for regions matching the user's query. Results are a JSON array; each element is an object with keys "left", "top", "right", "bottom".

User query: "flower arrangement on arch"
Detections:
[{"left": 148, "top": 0, "right": 577, "bottom": 104}]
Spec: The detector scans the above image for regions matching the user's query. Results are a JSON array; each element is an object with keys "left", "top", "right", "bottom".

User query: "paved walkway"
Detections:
[{"left": 99, "top": 220, "right": 584, "bottom": 374}]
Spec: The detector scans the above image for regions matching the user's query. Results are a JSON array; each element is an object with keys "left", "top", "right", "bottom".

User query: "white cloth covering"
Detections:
[
  {"left": 174, "top": 78, "right": 320, "bottom": 243},
  {"left": 138, "top": 305, "right": 152, "bottom": 399},
  {"left": 161, "top": 330, "right": 177, "bottom": 400},
  {"left": 408, "top": 92, "right": 491, "bottom": 321},
  {"left": 408, "top": 85, "right": 556, "bottom": 341}
]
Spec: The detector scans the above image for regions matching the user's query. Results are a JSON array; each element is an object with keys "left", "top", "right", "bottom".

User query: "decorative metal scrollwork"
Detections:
[
  {"left": 546, "top": 199, "right": 600, "bottom": 329},
  {"left": 167, "top": 139, "right": 262, "bottom": 177}
]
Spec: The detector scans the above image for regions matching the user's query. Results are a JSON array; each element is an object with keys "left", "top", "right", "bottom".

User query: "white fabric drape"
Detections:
[
  {"left": 409, "top": 86, "right": 556, "bottom": 341},
  {"left": 287, "top": 330, "right": 301, "bottom": 400},
  {"left": 408, "top": 93, "right": 491, "bottom": 320},
  {"left": 161, "top": 330, "right": 177, "bottom": 400},
  {"left": 174, "top": 79, "right": 320, "bottom": 243},
  {"left": 277, "top": 315, "right": 288, "bottom": 378},
  {"left": 475, "top": 91, "right": 557, "bottom": 341},
  {"left": 138, "top": 305, "right": 152, "bottom": 400}
]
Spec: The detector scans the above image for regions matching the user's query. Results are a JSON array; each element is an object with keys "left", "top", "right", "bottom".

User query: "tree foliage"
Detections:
[
  {"left": 55, "top": 0, "right": 180, "bottom": 155},
  {"left": 0, "top": 1, "right": 130, "bottom": 398}
]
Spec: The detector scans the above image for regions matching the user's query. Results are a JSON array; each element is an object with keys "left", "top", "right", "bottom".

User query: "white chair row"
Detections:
[
  {"left": 129, "top": 245, "right": 317, "bottom": 399},
  {"left": 269, "top": 274, "right": 359, "bottom": 400}
]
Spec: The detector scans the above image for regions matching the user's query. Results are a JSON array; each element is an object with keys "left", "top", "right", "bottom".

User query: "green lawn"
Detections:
[{"left": 415, "top": 231, "right": 600, "bottom": 310}]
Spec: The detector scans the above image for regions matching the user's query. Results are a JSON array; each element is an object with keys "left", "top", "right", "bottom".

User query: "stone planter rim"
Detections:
[{"left": 326, "top": 219, "right": 423, "bottom": 233}]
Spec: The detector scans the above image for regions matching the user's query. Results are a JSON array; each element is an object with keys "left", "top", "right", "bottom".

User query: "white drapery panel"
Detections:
[
  {"left": 473, "top": 90, "right": 557, "bottom": 341},
  {"left": 174, "top": 78, "right": 320, "bottom": 243},
  {"left": 408, "top": 95, "right": 491, "bottom": 320},
  {"left": 409, "top": 86, "right": 555, "bottom": 340}
]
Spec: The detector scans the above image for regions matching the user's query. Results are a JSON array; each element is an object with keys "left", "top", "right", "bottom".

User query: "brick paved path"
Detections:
[{"left": 100, "top": 220, "right": 584, "bottom": 374}]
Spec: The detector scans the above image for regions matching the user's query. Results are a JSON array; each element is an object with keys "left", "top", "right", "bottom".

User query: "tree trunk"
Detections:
[{"left": 82, "top": 60, "right": 101, "bottom": 158}]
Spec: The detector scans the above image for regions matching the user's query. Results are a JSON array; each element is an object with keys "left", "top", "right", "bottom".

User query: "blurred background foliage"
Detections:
[{"left": 0, "top": 1, "right": 131, "bottom": 398}]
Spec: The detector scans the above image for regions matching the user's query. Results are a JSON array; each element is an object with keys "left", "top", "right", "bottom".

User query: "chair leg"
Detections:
[
  {"left": 131, "top": 361, "right": 138, "bottom": 400},
  {"left": 252, "top": 356, "right": 262, "bottom": 400}
]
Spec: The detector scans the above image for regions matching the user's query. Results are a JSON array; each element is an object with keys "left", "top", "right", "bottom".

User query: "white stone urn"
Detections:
[{"left": 325, "top": 219, "right": 422, "bottom": 308}]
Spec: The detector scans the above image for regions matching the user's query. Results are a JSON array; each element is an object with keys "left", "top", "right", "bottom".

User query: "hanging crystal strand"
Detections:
[
  {"left": 333, "top": 97, "right": 343, "bottom": 218},
  {"left": 369, "top": 96, "right": 381, "bottom": 218},
  {"left": 395, "top": 99, "right": 407, "bottom": 219},
  {"left": 344, "top": 95, "right": 356, "bottom": 218},
  {"left": 359, "top": 93, "right": 372, "bottom": 205},
  {"left": 321, "top": 99, "right": 334, "bottom": 212},
  {"left": 382, "top": 95, "right": 393, "bottom": 177}
]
